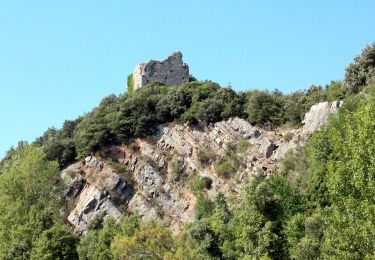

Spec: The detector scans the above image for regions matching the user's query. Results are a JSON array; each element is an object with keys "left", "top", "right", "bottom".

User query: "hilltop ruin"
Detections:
[{"left": 132, "top": 51, "right": 189, "bottom": 90}]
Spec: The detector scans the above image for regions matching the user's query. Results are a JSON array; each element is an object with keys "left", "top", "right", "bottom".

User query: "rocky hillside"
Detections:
[
  {"left": 2, "top": 43, "right": 375, "bottom": 259},
  {"left": 62, "top": 101, "right": 342, "bottom": 235}
]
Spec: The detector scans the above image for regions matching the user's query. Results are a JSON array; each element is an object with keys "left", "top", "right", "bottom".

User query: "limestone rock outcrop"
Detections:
[
  {"left": 61, "top": 157, "right": 133, "bottom": 235},
  {"left": 302, "top": 101, "right": 343, "bottom": 134},
  {"left": 132, "top": 52, "right": 189, "bottom": 90},
  {"left": 61, "top": 101, "right": 342, "bottom": 235},
  {"left": 67, "top": 185, "right": 122, "bottom": 235}
]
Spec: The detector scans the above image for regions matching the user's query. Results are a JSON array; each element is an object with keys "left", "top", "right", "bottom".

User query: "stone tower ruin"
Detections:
[{"left": 132, "top": 51, "right": 189, "bottom": 90}]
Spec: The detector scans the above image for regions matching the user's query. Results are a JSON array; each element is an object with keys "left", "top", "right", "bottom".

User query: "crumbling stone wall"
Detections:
[{"left": 132, "top": 51, "right": 189, "bottom": 90}]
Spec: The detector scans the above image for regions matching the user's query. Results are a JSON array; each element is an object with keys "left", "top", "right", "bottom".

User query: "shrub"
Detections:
[
  {"left": 195, "top": 194, "right": 215, "bottom": 219},
  {"left": 326, "top": 80, "right": 346, "bottom": 101},
  {"left": 236, "top": 138, "right": 252, "bottom": 153},
  {"left": 30, "top": 225, "right": 79, "bottom": 259},
  {"left": 191, "top": 176, "right": 213, "bottom": 194},
  {"left": 216, "top": 161, "right": 234, "bottom": 178},
  {"left": 169, "top": 156, "right": 184, "bottom": 181},
  {"left": 246, "top": 90, "right": 287, "bottom": 129},
  {"left": 107, "top": 158, "right": 128, "bottom": 175},
  {"left": 127, "top": 73, "right": 134, "bottom": 93},
  {"left": 197, "top": 149, "right": 216, "bottom": 166}
]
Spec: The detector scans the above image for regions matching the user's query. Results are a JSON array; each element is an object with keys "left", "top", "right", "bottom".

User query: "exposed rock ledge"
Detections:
[{"left": 62, "top": 101, "right": 342, "bottom": 234}]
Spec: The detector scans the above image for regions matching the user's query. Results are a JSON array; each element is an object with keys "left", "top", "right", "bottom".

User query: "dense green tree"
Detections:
[
  {"left": 0, "top": 145, "right": 71, "bottom": 259},
  {"left": 189, "top": 193, "right": 231, "bottom": 258},
  {"left": 325, "top": 80, "right": 346, "bottom": 101},
  {"left": 246, "top": 90, "right": 287, "bottom": 128},
  {"left": 77, "top": 219, "right": 120, "bottom": 260},
  {"left": 35, "top": 118, "right": 82, "bottom": 169},
  {"left": 195, "top": 194, "right": 215, "bottom": 219},
  {"left": 30, "top": 224, "right": 78, "bottom": 260},
  {"left": 285, "top": 210, "right": 326, "bottom": 259},
  {"left": 284, "top": 91, "right": 307, "bottom": 126},
  {"left": 111, "top": 222, "right": 175, "bottom": 259},
  {"left": 222, "top": 175, "right": 305, "bottom": 259},
  {"left": 304, "top": 128, "right": 332, "bottom": 208},
  {"left": 319, "top": 100, "right": 375, "bottom": 258},
  {"left": 77, "top": 214, "right": 140, "bottom": 260},
  {"left": 345, "top": 42, "right": 375, "bottom": 93}
]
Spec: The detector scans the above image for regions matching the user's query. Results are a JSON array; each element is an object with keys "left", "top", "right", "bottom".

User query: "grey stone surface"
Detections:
[
  {"left": 64, "top": 176, "right": 85, "bottom": 201},
  {"left": 274, "top": 141, "right": 298, "bottom": 160},
  {"left": 227, "top": 117, "right": 261, "bottom": 139},
  {"left": 258, "top": 137, "right": 277, "bottom": 158},
  {"left": 302, "top": 101, "right": 343, "bottom": 134},
  {"left": 133, "top": 51, "right": 189, "bottom": 90},
  {"left": 85, "top": 156, "right": 103, "bottom": 173},
  {"left": 135, "top": 165, "right": 162, "bottom": 197},
  {"left": 62, "top": 101, "right": 344, "bottom": 234},
  {"left": 67, "top": 185, "right": 122, "bottom": 235}
]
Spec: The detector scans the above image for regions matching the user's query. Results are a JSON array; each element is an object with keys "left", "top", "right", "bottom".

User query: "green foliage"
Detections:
[
  {"left": 87, "top": 211, "right": 106, "bottom": 231},
  {"left": 326, "top": 80, "right": 346, "bottom": 100},
  {"left": 189, "top": 175, "right": 306, "bottom": 259},
  {"left": 287, "top": 96, "right": 375, "bottom": 259},
  {"left": 189, "top": 193, "right": 231, "bottom": 258},
  {"left": 215, "top": 161, "right": 235, "bottom": 178},
  {"left": 30, "top": 224, "right": 79, "bottom": 260},
  {"left": 127, "top": 73, "right": 134, "bottom": 93},
  {"left": 283, "top": 90, "right": 308, "bottom": 126},
  {"left": 285, "top": 211, "right": 326, "bottom": 259},
  {"left": 78, "top": 214, "right": 203, "bottom": 259},
  {"left": 35, "top": 118, "right": 82, "bottom": 169},
  {"left": 77, "top": 218, "right": 120, "bottom": 260},
  {"left": 169, "top": 155, "right": 184, "bottom": 182},
  {"left": 191, "top": 176, "right": 212, "bottom": 194},
  {"left": 247, "top": 90, "right": 287, "bottom": 129},
  {"left": 0, "top": 145, "right": 74, "bottom": 258},
  {"left": 74, "top": 94, "right": 121, "bottom": 158},
  {"left": 26, "top": 77, "right": 348, "bottom": 162},
  {"left": 279, "top": 147, "right": 308, "bottom": 187},
  {"left": 214, "top": 143, "right": 246, "bottom": 178},
  {"left": 304, "top": 128, "right": 332, "bottom": 207},
  {"left": 345, "top": 42, "right": 375, "bottom": 94},
  {"left": 189, "top": 219, "right": 222, "bottom": 257},
  {"left": 195, "top": 194, "right": 215, "bottom": 219},
  {"left": 318, "top": 101, "right": 375, "bottom": 258},
  {"left": 111, "top": 222, "right": 175, "bottom": 259},
  {"left": 222, "top": 175, "right": 305, "bottom": 259},
  {"left": 196, "top": 149, "right": 216, "bottom": 166}
]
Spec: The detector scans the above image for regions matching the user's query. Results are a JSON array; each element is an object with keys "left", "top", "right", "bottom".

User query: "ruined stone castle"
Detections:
[{"left": 132, "top": 51, "right": 189, "bottom": 90}]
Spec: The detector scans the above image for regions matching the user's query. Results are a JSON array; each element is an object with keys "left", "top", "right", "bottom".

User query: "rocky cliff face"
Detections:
[{"left": 62, "top": 101, "right": 342, "bottom": 235}]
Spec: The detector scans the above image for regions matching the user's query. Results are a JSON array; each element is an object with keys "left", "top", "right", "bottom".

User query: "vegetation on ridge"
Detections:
[
  {"left": 0, "top": 43, "right": 375, "bottom": 259},
  {"left": 29, "top": 78, "right": 346, "bottom": 170}
]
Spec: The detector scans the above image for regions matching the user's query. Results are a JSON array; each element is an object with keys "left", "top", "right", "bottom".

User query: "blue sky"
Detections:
[{"left": 1, "top": 0, "right": 375, "bottom": 158}]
